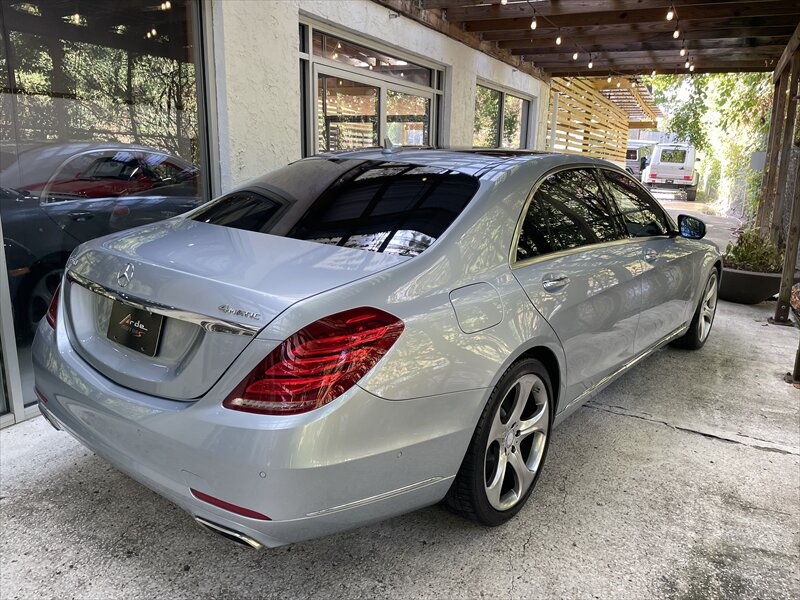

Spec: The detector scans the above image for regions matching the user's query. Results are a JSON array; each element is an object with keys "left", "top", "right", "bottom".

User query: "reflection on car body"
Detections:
[{"left": 32, "top": 149, "right": 721, "bottom": 549}]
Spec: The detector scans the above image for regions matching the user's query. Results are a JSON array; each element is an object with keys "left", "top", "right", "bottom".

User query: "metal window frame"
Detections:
[
  {"left": 300, "top": 19, "right": 444, "bottom": 155},
  {"left": 475, "top": 79, "right": 537, "bottom": 150}
]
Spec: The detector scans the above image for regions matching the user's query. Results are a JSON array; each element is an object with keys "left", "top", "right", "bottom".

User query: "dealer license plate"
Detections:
[{"left": 107, "top": 301, "right": 164, "bottom": 357}]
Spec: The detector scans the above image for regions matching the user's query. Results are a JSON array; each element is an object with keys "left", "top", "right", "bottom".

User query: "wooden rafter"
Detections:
[{"left": 408, "top": 1, "right": 800, "bottom": 76}]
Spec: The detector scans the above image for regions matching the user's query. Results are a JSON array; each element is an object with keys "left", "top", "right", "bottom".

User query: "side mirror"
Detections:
[{"left": 677, "top": 214, "right": 706, "bottom": 239}]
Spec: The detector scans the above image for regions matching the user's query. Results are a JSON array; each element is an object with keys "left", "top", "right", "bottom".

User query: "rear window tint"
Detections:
[
  {"left": 191, "top": 158, "right": 480, "bottom": 257},
  {"left": 659, "top": 149, "right": 687, "bottom": 163}
]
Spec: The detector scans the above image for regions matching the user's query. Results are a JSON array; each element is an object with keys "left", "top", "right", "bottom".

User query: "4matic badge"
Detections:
[{"left": 218, "top": 304, "right": 261, "bottom": 320}]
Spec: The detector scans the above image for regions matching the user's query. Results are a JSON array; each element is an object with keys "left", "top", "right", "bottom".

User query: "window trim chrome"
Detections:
[{"left": 65, "top": 270, "right": 260, "bottom": 337}]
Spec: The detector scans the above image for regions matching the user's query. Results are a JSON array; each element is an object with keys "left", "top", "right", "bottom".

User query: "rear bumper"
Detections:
[
  {"left": 32, "top": 320, "right": 486, "bottom": 547},
  {"left": 645, "top": 179, "right": 695, "bottom": 189}
]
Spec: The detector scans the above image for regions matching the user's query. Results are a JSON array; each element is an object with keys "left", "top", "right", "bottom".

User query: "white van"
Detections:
[{"left": 642, "top": 143, "right": 699, "bottom": 200}]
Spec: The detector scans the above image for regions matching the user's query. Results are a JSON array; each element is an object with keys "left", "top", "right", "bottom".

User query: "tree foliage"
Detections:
[{"left": 644, "top": 72, "right": 773, "bottom": 220}]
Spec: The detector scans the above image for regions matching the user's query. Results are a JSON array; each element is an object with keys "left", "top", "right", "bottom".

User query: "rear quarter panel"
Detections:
[{"left": 252, "top": 157, "right": 582, "bottom": 412}]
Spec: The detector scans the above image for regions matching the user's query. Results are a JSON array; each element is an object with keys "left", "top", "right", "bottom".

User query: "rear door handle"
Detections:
[
  {"left": 542, "top": 274, "right": 570, "bottom": 292},
  {"left": 68, "top": 211, "right": 94, "bottom": 222},
  {"left": 644, "top": 249, "right": 659, "bottom": 263}
]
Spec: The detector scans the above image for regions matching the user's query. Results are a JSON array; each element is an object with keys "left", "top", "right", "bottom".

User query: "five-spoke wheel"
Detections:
[{"left": 446, "top": 358, "right": 553, "bottom": 526}]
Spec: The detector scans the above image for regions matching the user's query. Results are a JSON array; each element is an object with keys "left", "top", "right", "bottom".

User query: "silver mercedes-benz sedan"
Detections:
[{"left": 32, "top": 150, "right": 721, "bottom": 549}]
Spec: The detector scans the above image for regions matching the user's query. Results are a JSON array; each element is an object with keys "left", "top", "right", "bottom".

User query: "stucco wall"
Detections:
[{"left": 211, "top": 0, "right": 551, "bottom": 191}]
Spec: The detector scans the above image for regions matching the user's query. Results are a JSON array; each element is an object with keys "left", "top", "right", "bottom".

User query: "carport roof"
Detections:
[{"left": 415, "top": 1, "right": 800, "bottom": 77}]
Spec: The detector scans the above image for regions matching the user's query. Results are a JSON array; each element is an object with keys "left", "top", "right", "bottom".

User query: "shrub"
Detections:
[{"left": 723, "top": 229, "right": 783, "bottom": 273}]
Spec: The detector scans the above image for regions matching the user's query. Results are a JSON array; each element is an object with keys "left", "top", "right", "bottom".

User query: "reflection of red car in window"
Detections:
[{"left": 5, "top": 143, "right": 199, "bottom": 201}]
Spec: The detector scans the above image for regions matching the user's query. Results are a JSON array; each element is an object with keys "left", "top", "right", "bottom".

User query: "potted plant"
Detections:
[{"left": 718, "top": 229, "right": 790, "bottom": 304}]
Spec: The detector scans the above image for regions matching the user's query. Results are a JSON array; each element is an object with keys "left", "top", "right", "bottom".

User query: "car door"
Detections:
[
  {"left": 512, "top": 167, "right": 644, "bottom": 405},
  {"left": 599, "top": 168, "right": 698, "bottom": 352}
]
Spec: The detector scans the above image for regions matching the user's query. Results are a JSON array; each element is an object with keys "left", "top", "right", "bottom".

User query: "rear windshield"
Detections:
[
  {"left": 625, "top": 149, "right": 637, "bottom": 160},
  {"left": 659, "top": 148, "right": 687, "bottom": 163},
  {"left": 192, "top": 158, "right": 480, "bottom": 257}
]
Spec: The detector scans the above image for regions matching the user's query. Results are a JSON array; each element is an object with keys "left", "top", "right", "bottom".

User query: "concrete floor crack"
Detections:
[{"left": 584, "top": 402, "right": 799, "bottom": 456}]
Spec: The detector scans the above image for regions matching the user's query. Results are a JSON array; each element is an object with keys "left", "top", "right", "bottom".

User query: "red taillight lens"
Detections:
[
  {"left": 223, "top": 307, "right": 404, "bottom": 415},
  {"left": 190, "top": 488, "right": 271, "bottom": 520},
  {"left": 650, "top": 173, "right": 657, "bottom": 178},
  {"left": 683, "top": 175, "right": 692, "bottom": 180},
  {"left": 46, "top": 284, "right": 60, "bottom": 329}
]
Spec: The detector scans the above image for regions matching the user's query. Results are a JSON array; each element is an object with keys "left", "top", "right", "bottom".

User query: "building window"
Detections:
[
  {"left": 0, "top": 0, "right": 209, "bottom": 418},
  {"left": 473, "top": 84, "right": 531, "bottom": 149},
  {"left": 301, "top": 26, "right": 443, "bottom": 154}
]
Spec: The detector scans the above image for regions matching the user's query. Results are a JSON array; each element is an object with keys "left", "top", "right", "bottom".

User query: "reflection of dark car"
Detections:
[
  {"left": 2, "top": 142, "right": 199, "bottom": 201},
  {"left": 1, "top": 143, "right": 205, "bottom": 338}
]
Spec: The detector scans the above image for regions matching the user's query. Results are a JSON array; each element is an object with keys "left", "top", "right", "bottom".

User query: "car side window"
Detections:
[
  {"left": 516, "top": 168, "right": 625, "bottom": 261},
  {"left": 601, "top": 170, "right": 670, "bottom": 237}
]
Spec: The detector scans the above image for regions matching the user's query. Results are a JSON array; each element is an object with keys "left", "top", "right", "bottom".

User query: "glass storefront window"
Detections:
[
  {"left": 317, "top": 76, "right": 379, "bottom": 151},
  {"left": 303, "top": 27, "right": 441, "bottom": 155},
  {"left": 387, "top": 90, "right": 430, "bottom": 147},
  {"left": 473, "top": 84, "right": 531, "bottom": 149},
  {"left": 473, "top": 85, "right": 501, "bottom": 148},
  {"left": 312, "top": 31, "right": 432, "bottom": 87},
  {"left": 0, "top": 0, "right": 208, "bottom": 412},
  {"left": 502, "top": 94, "right": 529, "bottom": 149}
]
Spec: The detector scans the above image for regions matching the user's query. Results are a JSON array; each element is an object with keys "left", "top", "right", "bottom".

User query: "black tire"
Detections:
[
  {"left": 18, "top": 263, "right": 64, "bottom": 339},
  {"left": 685, "top": 187, "right": 697, "bottom": 201},
  {"left": 445, "top": 358, "right": 553, "bottom": 526},
  {"left": 672, "top": 269, "right": 719, "bottom": 350}
]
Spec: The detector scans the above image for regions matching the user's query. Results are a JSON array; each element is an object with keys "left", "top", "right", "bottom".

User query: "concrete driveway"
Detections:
[{"left": 1, "top": 301, "right": 798, "bottom": 600}]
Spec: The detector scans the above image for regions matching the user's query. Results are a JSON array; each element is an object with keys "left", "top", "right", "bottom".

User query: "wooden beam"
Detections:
[
  {"left": 773, "top": 21, "right": 800, "bottom": 82},
  {"left": 757, "top": 72, "right": 791, "bottom": 231},
  {"left": 482, "top": 24, "right": 798, "bottom": 42},
  {"left": 548, "top": 65, "right": 772, "bottom": 76},
  {"left": 446, "top": 0, "right": 793, "bottom": 22},
  {"left": 770, "top": 50, "right": 800, "bottom": 243},
  {"left": 523, "top": 48, "right": 782, "bottom": 63},
  {"left": 531, "top": 57, "right": 778, "bottom": 71},
  {"left": 504, "top": 37, "right": 791, "bottom": 54},
  {"left": 461, "top": 3, "right": 800, "bottom": 32},
  {"left": 368, "top": 0, "right": 548, "bottom": 82},
  {"left": 629, "top": 121, "right": 658, "bottom": 129},
  {"left": 772, "top": 148, "right": 800, "bottom": 324}
]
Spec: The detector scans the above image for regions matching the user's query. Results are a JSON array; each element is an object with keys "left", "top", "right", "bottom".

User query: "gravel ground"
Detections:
[{"left": 1, "top": 300, "right": 798, "bottom": 600}]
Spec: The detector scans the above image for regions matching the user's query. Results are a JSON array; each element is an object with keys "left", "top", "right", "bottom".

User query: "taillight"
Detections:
[
  {"left": 223, "top": 307, "right": 404, "bottom": 415},
  {"left": 46, "top": 284, "right": 60, "bottom": 329},
  {"left": 683, "top": 175, "right": 692, "bottom": 180},
  {"left": 650, "top": 173, "right": 657, "bottom": 178}
]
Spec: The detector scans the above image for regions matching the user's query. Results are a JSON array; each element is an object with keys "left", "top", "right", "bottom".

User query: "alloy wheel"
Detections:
[
  {"left": 698, "top": 272, "right": 718, "bottom": 342},
  {"left": 484, "top": 373, "right": 549, "bottom": 511},
  {"left": 27, "top": 267, "right": 63, "bottom": 334}
]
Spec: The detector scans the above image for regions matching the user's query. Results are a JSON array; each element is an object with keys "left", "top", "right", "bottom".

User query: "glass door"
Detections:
[
  {"left": 386, "top": 90, "right": 431, "bottom": 147},
  {"left": 317, "top": 75, "right": 379, "bottom": 152}
]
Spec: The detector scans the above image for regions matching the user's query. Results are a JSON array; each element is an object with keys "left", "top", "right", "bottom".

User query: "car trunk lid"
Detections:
[{"left": 63, "top": 218, "right": 409, "bottom": 400}]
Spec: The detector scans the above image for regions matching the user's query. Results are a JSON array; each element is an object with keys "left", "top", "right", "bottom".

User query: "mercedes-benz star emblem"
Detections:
[{"left": 118, "top": 263, "right": 135, "bottom": 288}]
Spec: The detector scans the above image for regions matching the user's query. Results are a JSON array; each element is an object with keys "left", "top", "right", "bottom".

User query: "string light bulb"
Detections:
[
  {"left": 607, "top": 76, "right": 612, "bottom": 83},
  {"left": 151, "top": 27, "right": 157, "bottom": 36},
  {"left": 666, "top": 6, "right": 674, "bottom": 21},
  {"left": 588, "top": 56, "right": 593, "bottom": 69},
  {"left": 680, "top": 45, "right": 686, "bottom": 57},
  {"left": 530, "top": 14, "right": 537, "bottom": 30},
  {"left": 556, "top": 34, "right": 562, "bottom": 45},
  {"left": 685, "top": 58, "right": 690, "bottom": 68},
  {"left": 572, "top": 51, "right": 578, "bottom": 60},
  {"left": 500, "top": 0, "right": 508, "bottom": 4},
  {"left": 651, "top": 69, "right": 657, "bottom": 76},
  {"left": 673, "top": 23, "right": 680, "bottom": 39},
  {"left": 689, "top": 62, "right": 695, "bottom": 72},
  {"left": 616, "top": 81, "right": 621, "bottom": 88}
]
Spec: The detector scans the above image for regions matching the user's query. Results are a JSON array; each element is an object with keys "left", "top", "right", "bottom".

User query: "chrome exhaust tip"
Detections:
[{"left": 193, "top": 516, "right": 264, "bottom": 550}]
